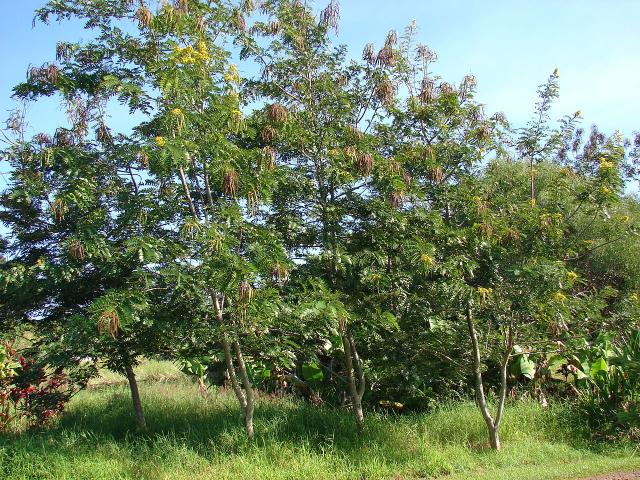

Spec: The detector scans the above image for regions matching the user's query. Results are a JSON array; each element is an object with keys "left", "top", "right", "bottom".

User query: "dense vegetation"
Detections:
[{"left": 1, "top": 0, "right": 639, "bottom": 471}]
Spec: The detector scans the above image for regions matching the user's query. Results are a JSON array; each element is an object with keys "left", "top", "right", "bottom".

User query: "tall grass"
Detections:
[{"left": 0, "top": 363, "right": 638, "bottom": 480}]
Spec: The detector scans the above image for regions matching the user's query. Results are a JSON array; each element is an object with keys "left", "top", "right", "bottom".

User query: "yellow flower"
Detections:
[
  {"left": 420, "top": 254, "right": 434, "bottom": 266},
  {"left": 600, "top": 186, "right": 611, "bottom": 195},
  {"left": 567, "top": 271, "right": 578, "bottom": 282},
  {"left": 171, "top": 108, "right": 183, "bottom": 117},
  {"left": 553, "top": 292, "right": 567, "bottom": 303},
  {"left": 224, "top": 64, "right": 240, "bottom": 84},
  {"left": 36, "top": 257, "right": 46, "bottom": 268},
  {"left": 599, "top": 157, "right": 614, "bottom": 170},
  {"left": 154, "top": 136, "right": 166, "bottom": 147}
]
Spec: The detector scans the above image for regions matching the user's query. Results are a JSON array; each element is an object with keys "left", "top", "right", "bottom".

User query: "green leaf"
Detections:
[{"left": 301, "top": 361, "right": 324, "bottom": 383}]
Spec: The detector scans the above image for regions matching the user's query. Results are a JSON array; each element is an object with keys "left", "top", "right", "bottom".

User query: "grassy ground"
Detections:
[{"left": 1, "top": 361, "right": 638, "bottom": 480}]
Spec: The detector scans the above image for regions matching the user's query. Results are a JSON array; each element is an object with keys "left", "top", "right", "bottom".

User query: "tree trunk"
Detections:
[
  {"left": 342, "top": 331, "right": 364, "bottom": 429},
  {"left": 222, "top": 336, "right": 247, "bottom": 409},
  {"left": 233, "top": 340, "right": 255, "bottom": 439},
  {"left": 466, "top": 308, "right": 500, "bottom": 450},
  {"left": 125, "top": 364, "right": 146, "bottom": 430}
]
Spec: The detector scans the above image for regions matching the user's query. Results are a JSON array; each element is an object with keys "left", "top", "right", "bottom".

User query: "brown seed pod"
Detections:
[
  {"left": 69, "top": 240, "right": 86, "bottom": 261},
  {"left": 96, "top": 122, "right": 112, "bottom": 144},
  {"left": 260, "top": 125, "right": 277, "bottom": 144},
  {"left": 292, "top": 35, "right": 305, "bottom": 51},
  {"left": 54, "top": 128, "right": 74, "bottom": 147},
  {"left": 266, "top": 20, "right": 280, "bottom": 36},
  {"left": 438, "top": 82, "right": 454, "bottom": 95},
  {"left": 390, "top": 191, "right": 405, "bottom": 208},
  {"left": 238, "top": 281, "right": 254, "bottom": 323},
  {"left": 357, "top": 152, "right": 374, "bottom": 175},
  {"left": 459, "top": 74, "right": 477, "bottom": 100},
  {"left": 137, "top": 150, "right": 150, "bottom": 167},
  {"left": 50, "top": 198, "right": 66, "bottom": 222},
  {"left": 387, "top": 158, "right": 401, "bottom": 174},
  {"left": 348, "top": 125, "right": 363, "bottom": 140},
  {"left": 135, "top": 6, "right": 153, "bottom": 28},
  {"left": 319, "top": 0, "right": 340, "bottom": 33},
  {"left": 174, "top": 0, "right": 188, "bottom": 14},
  {"left": 375, "top": 78, "right": 394, "bottom": 106},
  {"left": 342, "top": 146, "right": 356, "bottom": 160},
  {"left": 418, "top": 78, "right": 435, "bottom": 104},
  {"left": 232, "top": 9, "right": 246, "bottom": 31},
  {"left": 247, "top": 190, "right": 259, "bottom": 216},
  {"left": 415, "top": 44, "right": 437, "bottom": 64},
  {"left": 223, "top": 169, "right": 239, "bottom": 197},
  {"left": 272, "top": 262, "right": 289, "bottom": 286},
  {"left": 385, "top": 30, "right": 397, "bottom": 47},
  {"left": 98, "top": 310, "right": 120, "bottom": 338},
  {"left": 196, "top": 15, "right": 206, "bottom": 32},
  {"left": 362, "top": 43, "right": 375, "bottom": 63},
  {"left": 402, "top": 171, "right": 412, "bottom": 186},
  {"left": 56, "top": 42, "right": 72, "bottom": 62},
  {"left": 478, "top": 222, "right": 493, "bottom": 238},
  {"left": 34, "top": 133, "right": 52, "bottom": 146},
  {"left": 261, "top": 146, "right": 277, "bottom": 171},
  {"left": 427, "top": 165, "right": 444, "bottom": 184},
  {"left": 376, "top": 45, "right": 396, "bottom": 68},
  {"left": 266, "top": 103, "right": 288, "bottom": 123}
]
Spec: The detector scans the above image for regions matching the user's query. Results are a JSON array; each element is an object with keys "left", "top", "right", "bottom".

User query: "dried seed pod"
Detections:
[
  {"left": 69, "top": 240, "right": 86, "bottom": 261},
  {"left": 260, "top": 125, "right": 277, "bottom": 144},
  {"left": 223, "top": 169, "right": 239, "bottom": 197},
  {"left": 272, "top": 262, "right": 289, "bottom": 286},
  {"left": 56, "top": 42, "right": 72, "bottom": 62},
  {"left": 474, "top": 196, "right": 488, "bottom": 216},
  {"left": 196, "top": 15, "right": 206, "bottom": 32},
  {"left": 415, "top": 44, "right": 437, "bottom": 63},
  {"left": 459, "top": 74, "right": 477, "bottom": 100},
  {"left": 427, "top": 165, "right": 444, "bottom": 184},
  {"left": 238, "top": 281, "right": 254, "bottom": 323},
  {"left": 135, "top": 5, "right": 153, "bottom": 28},
  {"left": 34, "top": 133, "right": 52, "bottom": 146},
  {"left": 387, "top": 158, "right": 401, "bottom": 174},
  {"left": 390, "top": 191, "right": 405, "bottom": 208},
  {"left": 232, "top": 9, "right": 246, "bottom": 31},
  {"left": 348, "top": 125, "right": 363, "bottom": 140},
  {"left": 261, "top": 146, "right": 277, "bottom": 171},
  {"left": 375, "top": 45, "right": 395, "bottom": 68},
  {"left": 385, "top": 30, "right": 397, "bottom": 47},
  {"left": 319, "top": 0, "right": 340, "bottom": 33},
  {"left": 343, "top": 146, "right": 357, "bottom": 159},
  {"left": 476, "top": 124, "right": 491, "bottom": 142},
  {"left": 438, "top": 82, "right": 454, "bottom": 95},
  {"left": 54, "top": 128, "right": 74, "bottom": 147},
  {"left": 292, "top": 35, "right": 305, "bottom": 50},
  {"left": 266, "top": 20, "right": 280, "bottom": 35},
  {"left": 477, "top": 222, "right": 493, "bottom": 238},
  {"left": 96, "top": 122, "right": 112, "bottom": 144},
  {"left": 375, "top": 78, "right": 394, "bottom": 106},
  {"left": 402, "top": 171, "right": 412, "bottom": 186},
  {"left": 266, "top": 103, "right": 288, "bottom": 123},
  {"left": 98, "top": 310, "right": 120, "bottom": 338},
  {"left": 362, "top": 43, "right": 375, "bottom": 63},
  {"left": 137, "top": 150, "right": 150, "bottom": 167},
  {"left": 174, "top": 0, "right": 189, "bottom": 14},
  {"left": 418, "top": 78, "right": 435, "bottom": 104},
  {"left": 357, "top": 152, "right": 374, "bottom": 175},
  {"left": 50, "top": 198, "right": 66, "bottom": 221},
  {"left": 247, "top": 190, "right": 259, "bottom": 216}
]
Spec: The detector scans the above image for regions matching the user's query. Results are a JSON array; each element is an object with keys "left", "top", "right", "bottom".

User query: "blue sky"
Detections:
[{"left": 0, "top": 1, "right": 639, "bottom": 141}]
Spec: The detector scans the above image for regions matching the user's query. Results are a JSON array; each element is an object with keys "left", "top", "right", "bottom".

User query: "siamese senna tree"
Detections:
[
  {"left": 0, "top": 90, "right": 171, "bottom": 429},
  {"left": 238, "top": 0, "right": 401, "bottom": 428},
  {"left": 450, "top": 110, "right": 629, "bottom": 449},
  {"left": 125, "top": 0, "right": 289, "bottom": 437}
]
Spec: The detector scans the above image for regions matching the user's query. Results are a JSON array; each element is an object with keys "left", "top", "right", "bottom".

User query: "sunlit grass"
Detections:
[{"left": 1, "top": 361, "right": 638, "bottom": 480}]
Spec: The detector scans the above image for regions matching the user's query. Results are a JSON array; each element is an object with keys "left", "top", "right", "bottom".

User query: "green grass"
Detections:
[{"left": 1, "top": 361, "right": 638, "bottom": 480}]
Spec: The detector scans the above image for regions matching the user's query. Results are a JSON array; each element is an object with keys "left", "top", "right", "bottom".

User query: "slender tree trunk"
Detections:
[
  {"left": 342, "top": 330, "right": 365, "bottom": 429},
  {"left": 466, "top": 308, "right": 500, "bottom": 450},
  {"left": 233, "top": 340, "right": 255, "bottom": 439},
  {"left": 222, "top": 335, "right": 247, "bottom": 409},
  {"left": 125, "top": 364, "right": 146, "bottom": 430}
]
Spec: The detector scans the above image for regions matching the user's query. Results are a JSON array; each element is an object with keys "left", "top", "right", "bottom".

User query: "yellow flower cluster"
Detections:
[
  {"left": 171, "top": 42, "right": 210, "bottom": 65},
  {"left": 599, "top": 157, "right": 615, "bottom": 171},
  {"left": 155, "top": 136, "right": 166, "bottom": 147},
  {"left": 567, "top": 271, "right": 578, "bottom": 282},
  {"left": 553, "top": 292, "right": 567, "bottom": 303},
  {"left": 224, "top": 64, "right": 241, "bottom": 84},
  {"left": 420, "top": 253, "right": 434, "bottom": 266}
]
